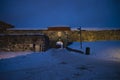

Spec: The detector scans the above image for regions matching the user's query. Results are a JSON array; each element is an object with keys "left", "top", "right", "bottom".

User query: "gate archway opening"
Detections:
[{"left": 56, "top": 41, "right": 63, "bottom": 48}]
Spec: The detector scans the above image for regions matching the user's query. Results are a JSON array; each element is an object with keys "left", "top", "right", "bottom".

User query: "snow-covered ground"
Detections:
[
  {"left": 69, "top": 40, "right": 120, "bottom": 62},
  {"left": 0, "top": 41, "right": 120, "bottom": 80}
]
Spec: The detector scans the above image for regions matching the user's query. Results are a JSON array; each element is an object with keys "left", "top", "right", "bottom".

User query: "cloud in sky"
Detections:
[{"left": 0, "top": 0, "right": 120, "bottom": 29}]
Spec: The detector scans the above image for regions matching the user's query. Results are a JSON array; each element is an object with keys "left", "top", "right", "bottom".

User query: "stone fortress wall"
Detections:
[
  {"left": 0, "top": 34, "right": 49, "bottom": 52},
  {"left": 6, "top": 29, "right": 120, "bottom": 42},
  {"left": 0, "top": 24, "right": 120, "bottom": 52}
]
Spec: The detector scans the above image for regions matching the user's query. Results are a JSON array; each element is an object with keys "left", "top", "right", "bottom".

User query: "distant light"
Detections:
[{"left": 57, "top": 32, "right": 62, "bottom": 37}]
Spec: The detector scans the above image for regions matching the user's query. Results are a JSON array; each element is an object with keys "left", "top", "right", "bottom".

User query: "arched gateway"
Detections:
[{"left": 56, "top": 41, "right": 63, "bottom": 48}]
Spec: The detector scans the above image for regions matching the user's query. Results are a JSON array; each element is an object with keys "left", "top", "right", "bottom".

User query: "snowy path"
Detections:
[{"left": 0, "top": 48, "right": 120, "bottom": 80}]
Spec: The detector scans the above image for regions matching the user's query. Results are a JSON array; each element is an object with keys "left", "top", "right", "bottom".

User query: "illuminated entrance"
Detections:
[{"left": 56, "top": 41, "right": 63, "bottom": 48}]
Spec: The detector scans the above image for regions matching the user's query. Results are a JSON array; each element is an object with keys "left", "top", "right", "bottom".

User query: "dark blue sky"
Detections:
[{"left": 0, "top": 0, "right": 120, "bottom": 29}]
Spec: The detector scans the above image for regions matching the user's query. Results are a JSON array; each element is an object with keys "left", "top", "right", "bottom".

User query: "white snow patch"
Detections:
[
  {"left": 69, "top": 41, "right": 120, "bottom": 62},
  {"left": 0, "top": 51, "right": 32, "bottom": 60}
]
